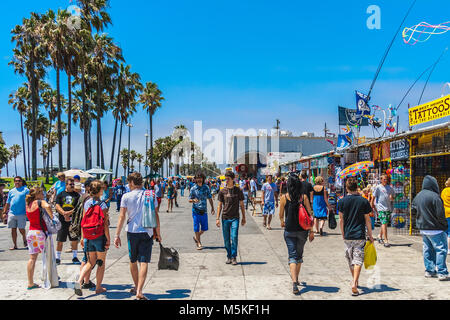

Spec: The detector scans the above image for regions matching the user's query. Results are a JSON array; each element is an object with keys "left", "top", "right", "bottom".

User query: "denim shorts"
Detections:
[
  {"left": 83, "top": 235, "right": 106, "bottom": 253},
  {"left": 447, "top": 218, "right": 450, "bottom": 236},
  {"left": 284, "top": 230, "right": 309, "bottom": 264}
]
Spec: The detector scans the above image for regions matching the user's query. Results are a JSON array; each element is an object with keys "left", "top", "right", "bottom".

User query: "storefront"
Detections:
[{"left": 409, "top": 123, "right": 450, "bottom": 235}]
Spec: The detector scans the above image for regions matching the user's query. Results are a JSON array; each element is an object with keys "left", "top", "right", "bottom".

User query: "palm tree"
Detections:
[
  {"left": 136, "top": 153, "right": 143, "bottom": 174},
  {"left": 10, "top": 13, "right": 50, "bottom": 180},
  {"left": 120, "top": 148, "right": 129, "bottom": 177},
  {"left": 0, "top": 145, "right": 11, "bottom": 177},
  {"left": 8, "top": 85, "right": 31, "bottom": 180},
  {"left": 9, "top": 145, "right": 22, "bottom": 177},
  {"left": 140, "top": 82, "right": 165, "bottom": 177},
  {"left": 129, "top": 150, "right": 137, "bottom": 172},
  {"left": 40, "top": 82, "right": 57, "bottom": 182},
  {"left": 113, "top": 64, "right": 142, "bottom": 177}
]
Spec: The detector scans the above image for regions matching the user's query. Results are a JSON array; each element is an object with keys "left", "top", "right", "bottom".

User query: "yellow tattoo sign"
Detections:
[{"left": 409, "top": 95, "right": 450, "bottom": 126}]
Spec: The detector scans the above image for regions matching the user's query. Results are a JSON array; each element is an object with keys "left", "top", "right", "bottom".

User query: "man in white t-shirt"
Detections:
[{"left": 114, "top": 172, "right": 161, "bottom": 300}]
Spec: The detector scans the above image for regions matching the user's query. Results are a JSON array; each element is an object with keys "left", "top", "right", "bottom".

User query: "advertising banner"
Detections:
[
  {"left": 390, "top": 139, "right": 409, "bottom": 161},
  {"left": 358, "top": 147, "right": 372, "bottom": 162},
  {"left": 409, "top": 94, "right": 450, "bottom": 126}
]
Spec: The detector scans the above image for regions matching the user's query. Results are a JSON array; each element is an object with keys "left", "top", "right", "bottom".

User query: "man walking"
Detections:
[
  {"left": 250, "top": 177, "right": 257, "bottom": 198},
  {"left": 261, "top": 175, "right": 278, "bottom": 230},
  {"left": 55, "top": 177, "right": 81, "bottom": 264},
  {"left": 114, "top": 172, "right": 162, "bottom": 300},
  {"left": 300, "top": 172, "right": 314, "bottom": 205},
  {"left": 114, "top": 180, "right": 126, "bottom": 213},
  {"left": 412, "top": 175, "right": 448, "bottom": 281},
  {"left": 338, "top": 178, "right": 374, "bottom": 296},
  {"left": 189, "top": 172, "right": 215, "bottom": 250},
  {"left": 216, "top": 171, "right": 246, "bottom": 265},
  {"left": 371, "top": 174, "right": 395, "bottom": 247},
  {"left": 2, "top": 177, "right": 29, "bottom": 250},
  {"left": 154, "top": 179, "right": 163, "bottom": 212}
]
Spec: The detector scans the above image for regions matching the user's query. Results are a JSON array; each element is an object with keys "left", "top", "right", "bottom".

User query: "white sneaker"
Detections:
[
  {"left": 425, "top": 272, "right": 437, "bottom": 278},
  {"left": 438, "top": 274, "right": 449, "bottom": 281}
]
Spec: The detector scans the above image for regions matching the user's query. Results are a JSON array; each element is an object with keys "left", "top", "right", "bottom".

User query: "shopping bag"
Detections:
[
  {"left": 158, "top": 242, "right": 179, "bottom": 271},
  {"left": 328, "top": 210, "right": 337, "bottom": 230},
  {"left": 142, "top": 190, "right": 157, "bottom": 229},
  {"left": 364, "top": 241, "right": 377, "bottom": 269},
  {"left": 41, "top": 235, "right": 59, "bottom": 289}
]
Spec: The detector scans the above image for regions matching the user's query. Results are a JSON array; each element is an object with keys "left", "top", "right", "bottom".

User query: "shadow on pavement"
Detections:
[
  {"left": 76, "top": 284, "right": 134, "bottom": 300},
  {"left": 359, "top": 284, "right": 400, "bottom": 295},
  {"left": 298, "top": 282, "right": 340, "bottom": 294},
  {"left": 201, "top": 246, "right": 225, "bottom": 250},
  {"left": 389, "top": 243, "right": 413, "bottom": 247},
  {"left": 239, "top": 262, "right": 267, "bottom": 266},
  {"left": 146, "top": 289, "right": 191, "bottom": 300}
]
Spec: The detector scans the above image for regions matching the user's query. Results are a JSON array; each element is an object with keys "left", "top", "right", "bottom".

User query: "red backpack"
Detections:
[{"left": 81, "top": 201, "right": 105, "bottom": 240}]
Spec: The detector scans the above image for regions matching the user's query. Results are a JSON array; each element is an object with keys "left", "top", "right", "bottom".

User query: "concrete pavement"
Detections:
[{"left": 0, "top": 192, "right": 449, "bottom": 300}]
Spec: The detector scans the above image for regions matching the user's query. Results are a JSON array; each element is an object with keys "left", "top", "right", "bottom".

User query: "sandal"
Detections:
[
  {"left": 136, "top": 295, "right": 149, "bottom": 300},
  {"left": 9, "top": 246, "right": 18, "bottom": 251},
  {"left": 351, "top": 289, "right": 359, "bottom": 296},
  {"left": 27, "top": 284, "right": 40, "bottom": 290},
  {"left": 266, "top": 226, "right": 272, "bottom": 230}
]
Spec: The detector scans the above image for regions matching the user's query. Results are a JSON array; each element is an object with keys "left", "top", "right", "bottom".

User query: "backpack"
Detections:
[
  {"left": 69, "top": 195, "right": 89, "bottom": 239},
  {"left": 81, "top": 200, "right": 105, "bottom": 240}
]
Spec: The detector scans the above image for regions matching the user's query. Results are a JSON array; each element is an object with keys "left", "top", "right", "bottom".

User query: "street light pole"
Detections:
[
  {"left": 127, "top": 123, "right": 133, "bottom": 176},
  {"left": 145, "top": 131, "right": 149, "bottom": 178}
]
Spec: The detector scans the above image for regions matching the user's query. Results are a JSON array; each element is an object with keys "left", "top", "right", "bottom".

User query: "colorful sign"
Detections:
[{"left": 408, "top": 94, "right": 450, "bottom": 126}]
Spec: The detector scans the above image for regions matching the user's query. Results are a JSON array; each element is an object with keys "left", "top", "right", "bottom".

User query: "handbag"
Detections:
[
  {"left": 38, "top": 200, "right": 62, "bottom": 235},
  {"left": 328, "top": 209, "right": 337, "bottom": 230},
  {"left": 141, "top": 190, "right": 157, "bottom": 229},
  {"left": 298, "top": 196, "right": 314, "bottom": 230},
  {"left": 158, "top": 242, "right": 179, "bottom": 271}
]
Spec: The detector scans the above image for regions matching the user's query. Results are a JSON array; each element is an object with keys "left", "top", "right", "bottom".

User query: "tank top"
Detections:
[
  {"left": 26, "top": 204, "right": 47, "bottom": 232},
  {"left": 284, "top": 198, "right": 307, "bottom": 232},
  {"left": 313, "top": 186, "right": 325, "bottom": 196}
]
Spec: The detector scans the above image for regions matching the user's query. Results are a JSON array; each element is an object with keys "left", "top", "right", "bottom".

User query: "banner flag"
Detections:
[
  {"left": 338, "top": 106, "right": 369, "bottom": 126},
  {"left": 337, "top": 132, "right": 353, "bottom": 149},
  {"left": 356, "top": 91, "right": 371, "bottom": 119}
]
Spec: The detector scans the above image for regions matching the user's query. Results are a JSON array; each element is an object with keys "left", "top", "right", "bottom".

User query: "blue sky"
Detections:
[{"left": 1, "top": 0, "right": 449, "bottom": 175}]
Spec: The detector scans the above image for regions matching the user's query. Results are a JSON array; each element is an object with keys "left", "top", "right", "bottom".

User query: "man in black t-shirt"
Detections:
[
  {"left": 337, "top": 178, "right": 374, "bottom": 297},
  {"left": 55, "top": 177, "right": 81, "bottom": 265},
  {"left": 300, "top": 172, "right": 314, "bottom": 205},
  {"left": 216, "top": 171, "right": 246, "bottom": 265}
]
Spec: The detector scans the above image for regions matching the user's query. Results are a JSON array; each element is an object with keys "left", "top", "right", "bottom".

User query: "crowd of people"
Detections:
[{"left": 0, "top": 169, "right": 449, "bottom": 297}]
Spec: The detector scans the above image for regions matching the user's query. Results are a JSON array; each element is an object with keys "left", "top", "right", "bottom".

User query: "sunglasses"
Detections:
[
  {"left": 14, "top": 180, "right": 21, "bottom": 183},
  {"left": 68, "top": 184, "right": 75, "bottom": 186}
]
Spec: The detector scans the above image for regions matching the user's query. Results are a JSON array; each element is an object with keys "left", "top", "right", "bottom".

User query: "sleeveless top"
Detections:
[
  {"left": 284, "top": 198, "right": 307, "bottom": 232},
  {"left": 26, "top": 204, "right": 47, "bottom": 231},
  {"left": 313, "top": 186, "right": 325, "bottom": 196}
]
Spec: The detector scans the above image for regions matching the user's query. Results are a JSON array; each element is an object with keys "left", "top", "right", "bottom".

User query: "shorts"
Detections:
[
  {"left": 378, "top": 211, "right": 391, "bottom": 225},
  {"left": 56, "top": 216, "right": 79, "bottom": 242},
  {"left": 83, "top": 235, "right": 107, "bottom": 253},
  {"left": 263, "top": 202, "right": 275, "bottom": 215},
  {"left": 7, "top": 214, "right": 27, "bottom": 229},
  {"left": 127, "top": 232, "right": 153, "bottom": 263},
  {"left": 284, "top": 230, "right": 308, "bottom": 264},
  {"left": 192, "top": 209, "right": 208, "bottom": 233},
  {"left": 26, "top": 230, "right": 46, "bottom": 255},
  {"left": 344, "top": 240, "right": 366, "bottom": 267}
]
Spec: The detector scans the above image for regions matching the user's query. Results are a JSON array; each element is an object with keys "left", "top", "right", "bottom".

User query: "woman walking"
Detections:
[
  {"left": 166, "top": 178, "right": 174, "bottom": 213},
  {"left": 74, "top": 180, "right": 110, "bottom": 296},
  {"left": 311, "top": 176, "right": 330, "bottom": 236},
  {"left": 279, "top": 173, "right": 314, "bottom": 294},
  {"left": 25, "top": 187, "right": 54, "bottom": 290}
]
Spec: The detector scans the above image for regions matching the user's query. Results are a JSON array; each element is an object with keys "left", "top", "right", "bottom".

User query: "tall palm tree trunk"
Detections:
[
  {"left": 97, "top": 117, "right": 100, "bottom": 168},
  {"left": 99, "top": 121, "right": 105, "bottom": 169},
  {"left": 14, "top": 157, "right": 18, "bottom": 177},
  {"left": 81, "top": 64, "right": 89, "bottom": 170},
  {"left": 27, "top": 132, "right": 31, "bottom": 178},
  {"left": 46, "top": 117, "right": 52, "bottom": 184},
  {"left": 56, "top": 68, "right": 62, "bottom": 171},
  {"left": 109, "top": 117, "right": 118, "bottom": 172},
  {"left": 67, "top": 75, "right": 72, "bottom": 170},
  {"left": 115, "top": 121, "right": 123, "bottom": 178},
  {"left": 150, "top": 113, "right": 153, "bottom": 176},
  {"left": 88, "top": 125, "right": 92, "bottom": 169},
  {"left": 20, "top": 113, "right": 27, "bottom": 180},
  {"left": 6, "top": 161, "right": 9, "bottom": 177}
]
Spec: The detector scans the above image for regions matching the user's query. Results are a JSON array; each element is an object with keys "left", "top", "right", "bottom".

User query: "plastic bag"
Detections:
[
  {"left": 158, "top": 243, "right": 179, "bottom": 271},
  {"left": 142, "top": 190, "right": 157, "bottom": 229},
  {"left": 328, "top": 211, "right": 337, "bottom": 230},
  {"left": 42, "top": 235, "right": 59, "bottom": 289},
  {"left": 364, "top": 241, "right": 377, "bottom": 269}
]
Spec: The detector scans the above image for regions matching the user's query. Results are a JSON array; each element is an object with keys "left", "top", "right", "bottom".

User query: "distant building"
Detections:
[{"left": 229, "top": 135, "right": 336, "bottom": 178}]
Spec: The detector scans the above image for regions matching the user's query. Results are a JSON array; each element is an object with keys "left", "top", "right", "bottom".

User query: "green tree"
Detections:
[{"left": 9, "top": 145, "right": 22, "bottom": 177}]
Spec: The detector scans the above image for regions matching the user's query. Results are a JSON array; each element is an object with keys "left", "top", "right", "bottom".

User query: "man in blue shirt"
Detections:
[
  {"left": 189, "top": 172, "right": 215, "bottom": 250},
  {"left": 261, "top": 175, "right": 279, "bottom": 230},
  {"left": 115, "top": 180, "right": 127, "bottom": 213},
  {"left": 2, "top": 176, "right": 29, "bottom": 250},
  {"left": 154, "top": 179, "right": 163, "bottom": 211},
  {"left": 54, "top": 172, "right": 66, "bottom": 195}
]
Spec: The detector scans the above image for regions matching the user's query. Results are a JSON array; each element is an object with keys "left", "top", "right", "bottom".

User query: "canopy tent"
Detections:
[
  {"left": 87, "top": 168, "right": 113, "bottom": 175},
  {"left": 63, "top": 169, "right": 94, "bottom": 181}
]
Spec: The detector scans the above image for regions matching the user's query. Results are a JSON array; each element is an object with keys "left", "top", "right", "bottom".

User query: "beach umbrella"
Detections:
[
  {"left": 87, "top": 168, "right": 113, "bottom": 175},
  {"left": 337, "top": 161, "right": 374, "bottom": 180},
  {"left": 63, "top": 169, "right": 94, "bottom": 179}
]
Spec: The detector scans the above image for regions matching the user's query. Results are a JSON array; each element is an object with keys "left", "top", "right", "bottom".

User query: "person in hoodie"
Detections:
[
  {"left": 412, "top": 175, "right": 448, "bottom": 281},
  {"left": 441, "top": 178, "right": 450, "bottom": 255}
]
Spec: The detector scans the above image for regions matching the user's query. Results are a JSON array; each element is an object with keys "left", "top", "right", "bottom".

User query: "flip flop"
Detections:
[
  {"left": 136, "top": 295, "right": 148, "bottom": 300},
  {"left": 351, "top": 287, "right": 359, "bottom": 296},
  {"left": 266, "top": 226, "right": 272, "bottom": 230},
  {"left": 9, "top": 246, "right": 18, "bottom": 251},
  {"left": 27, "top": 284, "right": 40, "bottom": 290}
]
